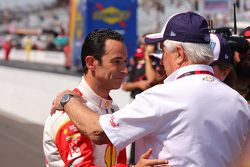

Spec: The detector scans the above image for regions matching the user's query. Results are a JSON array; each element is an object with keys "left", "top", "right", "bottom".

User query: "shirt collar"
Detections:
[
  {"left": 76, "top": 76, "right": 113, "bottom": 109},
  {"left": 163, "top": 64, "right": 214, "bottom": 83}
]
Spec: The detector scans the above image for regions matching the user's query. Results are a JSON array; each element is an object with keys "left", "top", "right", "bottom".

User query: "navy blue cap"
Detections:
[
  {"left": 210, "top": 33, "right": 232, "bottom": 64},
  {"left": 144, "top": 12, "right": 210, "bottom": 44}
]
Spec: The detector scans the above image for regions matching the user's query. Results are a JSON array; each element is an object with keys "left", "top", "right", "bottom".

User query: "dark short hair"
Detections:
[{"left": 81, "top": 29, "right": 124, "bottom": 74}]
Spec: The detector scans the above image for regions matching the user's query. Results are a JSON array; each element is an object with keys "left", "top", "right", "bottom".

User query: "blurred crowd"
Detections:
[
  {"left": 0, "top": 0, "right": 68, "bottom": 52},
  {"left": 1, "top": 0, "right": 250, "bottom": 52},
  {"left": 122, "top": 33, "right": 166, "bottom": 99},
  {"left": 0, "top": 27, "right": 68, "bottom": 52}
]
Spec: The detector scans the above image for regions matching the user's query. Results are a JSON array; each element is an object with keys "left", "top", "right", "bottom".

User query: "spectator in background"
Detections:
[
  {"left": 63, "top": 43, "right": 71, "bottom": 70},
  {"left": 24, "top": 36, "right": 32, "bottom": 62},
  {"left": 3, "top": 36, "right": 12, "bottom": 62},
  {"left": 236, "top": 26, "right": 250, "bottom": 103},
  {"left": 209, "top": 31, "right": 250, "bottom": 103},
  {"left": 148, "top": 49, "right": 167, "bottom": 86},
  {"left": 209, "top": 33, "right": 237, "bottom": 89},
  {"left": 128, "top": 34, "right": 146, "bottom": 67},
  {"left": 237, "top": 26, "right": 250, "bottom": 167},
  {"left": 122, "top": 35, "right": 157, "bottom": 99}
]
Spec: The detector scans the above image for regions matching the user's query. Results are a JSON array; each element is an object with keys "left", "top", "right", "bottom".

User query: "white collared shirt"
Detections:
[{"left": 100, "top": 64, "right": 250, "bottom": 167}]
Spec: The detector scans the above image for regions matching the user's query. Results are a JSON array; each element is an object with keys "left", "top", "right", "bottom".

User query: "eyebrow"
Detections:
[{"left": 110, "top": 56, "right": 128, "bottom": 60}]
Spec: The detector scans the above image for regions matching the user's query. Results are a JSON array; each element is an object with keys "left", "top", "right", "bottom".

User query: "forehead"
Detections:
[
  {"left": 103, "top": 39, "right": 127, "bottom": 59},
  {"left": 105, "top": 39, "right": 124, "bottom": 47}
]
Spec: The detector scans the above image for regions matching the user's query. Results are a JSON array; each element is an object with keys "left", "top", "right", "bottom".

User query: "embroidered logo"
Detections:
[
  {"left": 67, "top": 146, "right": 81, "bottom": 160},
  {"left": 69, "top": 125, "right": 78, "bottom": 132},
  {"left": 210, "top": 41, "right": 216, "bottom": 50},
  {"left": 104, "top": 144, "right": 117, "bottom": 166},
  {"left": 66, "top": 133, "right": 81, "bottom": 141},
  {"left": 109, "top": 115, "right": 119, "bottom": 127},
  {"left": 170, "top": 31, "right": 176, "bottom": 37},
  {"left": 105, "top": 101, "right": 110, "bottom": 108},
  {"left": 202, "top": 76, "right": 214, "bottom": 82}
]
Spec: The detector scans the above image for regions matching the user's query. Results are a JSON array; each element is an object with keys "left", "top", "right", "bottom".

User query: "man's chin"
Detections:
[{"left": 112, "top": 81, "right": 123, "bottom": 89}]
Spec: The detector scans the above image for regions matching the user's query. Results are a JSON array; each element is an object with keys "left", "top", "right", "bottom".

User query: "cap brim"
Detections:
[
  {"left": 150, "top": 53, "right": 163, "bottom": 59},
  {"left": 144, "top": 33, "right": 166, "bottom": 44}
]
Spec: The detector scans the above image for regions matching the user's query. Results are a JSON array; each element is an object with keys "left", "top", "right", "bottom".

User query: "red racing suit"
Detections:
[{"left": 43, "top": 77, "right": 127, "bottom": 167}]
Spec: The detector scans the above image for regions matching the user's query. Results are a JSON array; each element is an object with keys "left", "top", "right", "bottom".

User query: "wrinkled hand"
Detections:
[
  {"left": 50, "top": 90, "right": 85, "bottom": 115},
  {"left": 135, "top": 148, "right": 169, "bottom": 167}
]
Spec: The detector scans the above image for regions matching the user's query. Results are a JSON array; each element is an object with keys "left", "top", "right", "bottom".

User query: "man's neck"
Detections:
[{"left": 84, "top": 75, "right": 110, "bottom": 99}]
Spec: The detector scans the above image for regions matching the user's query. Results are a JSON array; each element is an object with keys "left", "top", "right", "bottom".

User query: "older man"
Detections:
[{"left": 51, "top": 12, "right": 250, "bottom": 167}]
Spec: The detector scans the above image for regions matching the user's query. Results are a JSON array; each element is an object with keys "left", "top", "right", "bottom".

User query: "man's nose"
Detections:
[{"left": 121, "top": 66, "right": 128, "bottom": 75}]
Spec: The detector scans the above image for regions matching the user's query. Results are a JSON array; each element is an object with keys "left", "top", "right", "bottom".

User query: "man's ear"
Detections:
[
  {"left": 85, "top": 56, "right": 96, "bottom": 71},
  {"left": 176, "top": 45, "right": 186, "bottom": 65}
]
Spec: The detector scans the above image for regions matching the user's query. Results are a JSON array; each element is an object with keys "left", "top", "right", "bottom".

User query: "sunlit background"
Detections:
[{"left": 0, "top": 0, "right": 249, "bottom": 63}]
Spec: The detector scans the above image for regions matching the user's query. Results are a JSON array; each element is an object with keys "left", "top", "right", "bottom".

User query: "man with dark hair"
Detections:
[
  {"left": 81, "top": 29, "right": 125, "bottom": 74},
  {"left": 43, "top": 29, "right": 167, "bottom": 167}
]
